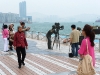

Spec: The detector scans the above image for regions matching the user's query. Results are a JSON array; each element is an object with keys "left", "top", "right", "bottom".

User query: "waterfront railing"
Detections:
[
  {"left": 26, "top": 31, "right": 100, "bottom": 52},
  {"left": 0, "top": 29, "right": 100, "bottom": 52}
]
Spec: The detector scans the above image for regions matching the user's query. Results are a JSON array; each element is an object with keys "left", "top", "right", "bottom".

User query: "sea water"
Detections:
[{"left": 0, "top": 22, "right": 100, "bottom": 43}]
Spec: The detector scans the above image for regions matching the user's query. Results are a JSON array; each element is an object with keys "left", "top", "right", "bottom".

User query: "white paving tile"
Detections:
[
  {"left": 31, "top": 53, "right": 76, "bottom": 71},
  {"left": 43, "top": 55, "right": 77, "bottom": 68},
  {"left": 0, "top": 69, "right": 7, "bottom": 75},
  {"left": 12, "top": 52, "right": 55, "bottom": 73},
  {"left": 9, "top": 55, "right": 47, "bottom": 75},
  {"left": 0, "top": 61, "right": 17, "bottom": 75}
]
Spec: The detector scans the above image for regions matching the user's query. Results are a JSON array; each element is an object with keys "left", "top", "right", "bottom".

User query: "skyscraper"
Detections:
[{"left": 19, "top": 1, "right": 26, "bottom": 17}]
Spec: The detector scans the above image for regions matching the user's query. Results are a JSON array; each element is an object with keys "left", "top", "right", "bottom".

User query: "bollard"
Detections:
[
  {"left": 31, "top": 31, "right": 33, "bottom": 39},
  {"left": 99, "top": 38, "right": 100, "bottom": 52}
]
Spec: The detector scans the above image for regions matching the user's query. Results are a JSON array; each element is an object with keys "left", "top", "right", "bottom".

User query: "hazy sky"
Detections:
[{"left": 0, "top": 0, "right": 100, "bottom": 18}]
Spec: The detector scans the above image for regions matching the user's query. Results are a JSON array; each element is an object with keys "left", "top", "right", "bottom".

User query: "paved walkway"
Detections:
[{"left": 0, "top": 35, "right": 100, "bottom": 75}]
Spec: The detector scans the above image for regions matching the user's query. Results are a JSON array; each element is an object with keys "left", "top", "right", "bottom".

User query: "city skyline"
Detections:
[
  {"left": 0, "top": 1, "right": 32, "bottom": 23},
  {"left": 0, "top": 0, "right": 100, "bottom": 22}
]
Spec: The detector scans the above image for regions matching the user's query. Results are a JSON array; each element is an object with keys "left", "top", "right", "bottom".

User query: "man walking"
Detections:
[{"left": 69, "top": 25, "right": 81, "bottom": 57}]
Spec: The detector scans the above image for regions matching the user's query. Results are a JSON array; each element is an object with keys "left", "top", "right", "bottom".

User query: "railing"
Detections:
[
  {"left": 26, "top": 31, "right": 100, "bottom": 52},
  {"left": 0, "top": 29, "right": 100, "bottom": 52},
  {"left": 26, "top": 31, "right": 69, "bottom": 44}
]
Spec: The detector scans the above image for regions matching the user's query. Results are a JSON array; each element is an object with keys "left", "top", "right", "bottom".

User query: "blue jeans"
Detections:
[{"left": 71, "top": 43, "right": 79, "bottom": 57}]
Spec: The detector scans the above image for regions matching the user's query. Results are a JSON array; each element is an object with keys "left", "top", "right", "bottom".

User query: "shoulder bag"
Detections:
[
  {"left": 77, "top": 39, "right": 96, "bottom": 75},
  {"left": 68, "top": 44, "right": 73, "bottom": 58}
]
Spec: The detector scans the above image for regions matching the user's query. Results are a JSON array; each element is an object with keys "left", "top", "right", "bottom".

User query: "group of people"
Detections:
[
  {"left": 46, "top": 24, "right": 95, "bottom": 67},
  {"left": 2, "top": 22, "right": 96, "bottom": 69},
  {"left": 2, "top": 22, "right": 30, "bottom": 68},
  {"left": 69, "top": 24, "right": 95, "bottom": 67},
  {"left": 2, "top": 23, "right": 14, "bottom": 52}
]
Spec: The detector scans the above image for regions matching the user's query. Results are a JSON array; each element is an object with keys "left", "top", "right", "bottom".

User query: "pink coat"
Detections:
[
  {"left": 2, "top": 29, "right": 9, "bottom": 38},
  {"left": 78, "top": 37, "right": 95, "bottom": 67}
]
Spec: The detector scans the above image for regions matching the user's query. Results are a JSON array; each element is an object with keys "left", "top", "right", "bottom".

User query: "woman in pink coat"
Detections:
[{"left": 78, "top": 24, "right": 95, "bottom": 67}]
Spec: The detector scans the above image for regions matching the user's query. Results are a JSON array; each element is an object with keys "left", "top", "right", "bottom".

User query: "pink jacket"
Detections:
[
  {"left": 78, "top": 37, "right": 95, "bottom": 67},
  {"left": 2, "top": 29, "right": 9, "bottom": 38}
]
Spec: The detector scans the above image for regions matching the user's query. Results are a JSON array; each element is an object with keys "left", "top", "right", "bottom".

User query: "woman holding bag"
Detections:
[
  {"left": 77, "top": 24, "right": 95, "bottom": 75},
  {"left": 78, "top": 24, "right": 95, "bottom": 66}
]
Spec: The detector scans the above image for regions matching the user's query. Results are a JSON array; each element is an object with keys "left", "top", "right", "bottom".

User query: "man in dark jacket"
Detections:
[{"left": 46, "top": 28, "right": 55, "bottom": 49}]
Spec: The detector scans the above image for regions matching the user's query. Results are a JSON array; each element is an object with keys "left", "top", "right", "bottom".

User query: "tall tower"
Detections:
[{"left": 19, "top": 1, "right": 26, "bottom": 17}]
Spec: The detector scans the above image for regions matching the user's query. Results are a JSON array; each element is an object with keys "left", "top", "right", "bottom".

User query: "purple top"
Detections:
[{"left": 78, "top": 37, "right": 95, "bottom": 67}]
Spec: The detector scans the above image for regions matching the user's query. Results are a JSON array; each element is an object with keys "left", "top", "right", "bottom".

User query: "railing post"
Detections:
[
  {"left": 26, "top": 32, "right": 28, "bottom": 38},
  {"left": 37, "top": 32, "right": 40, "bottom": 40},
  {"left": 31, "top": 31, "right": 33, "bottom": 39},
  {"left": 99, "top": 39, "right": 100, "bottom": 52}
]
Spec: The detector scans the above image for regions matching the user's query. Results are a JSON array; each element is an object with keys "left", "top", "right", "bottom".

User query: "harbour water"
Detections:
[
  {"left": 0, "top": 22, "right": 100, "bottom": 43},
  {"left": 0, "top": 22, "right": 100, "bottom": 35}
]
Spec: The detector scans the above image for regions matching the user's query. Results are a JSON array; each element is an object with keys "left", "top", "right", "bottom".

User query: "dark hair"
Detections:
[
  {"left": 71, "top": 25, "right": 76, "bottom": 29},
  {"left": 9, "top": 25, "right": 13, "bottom": 31},
  {"left": 83, "top": 24, "right": 95, "bottom": 46},
  {"left": 21, "top": 22, "right": 25, "bottom": 25},
  {"left": 3, "top": 25, "right": 8, "bottom": 29},
  {"left": 77, "top": 27, "right": 81, "bottom": 31}
]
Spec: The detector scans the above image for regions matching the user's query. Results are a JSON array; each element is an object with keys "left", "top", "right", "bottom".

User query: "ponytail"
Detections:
[
  {"left": 83, "top": 24, "right": 95, "bottom": 47},
  {"left": 89, "top": 30, "right": 95, "bottom": 46}
]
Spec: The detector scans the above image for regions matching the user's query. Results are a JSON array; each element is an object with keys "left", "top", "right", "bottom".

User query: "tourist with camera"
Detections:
[{"left": 20, "top": 22, "right": 30, "bottom": 36}]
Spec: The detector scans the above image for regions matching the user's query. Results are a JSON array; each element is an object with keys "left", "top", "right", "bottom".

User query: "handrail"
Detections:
[
  {"left": 26, "top": 31, "right": 100, "bottom": 52},
  {"left": 0, "top": 29, "right": 100, "bottom": 52}
]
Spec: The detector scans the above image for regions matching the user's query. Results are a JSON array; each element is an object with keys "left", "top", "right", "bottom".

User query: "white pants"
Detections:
[{"left": 3, "top": 38, "right": 8, "bottom": 52}]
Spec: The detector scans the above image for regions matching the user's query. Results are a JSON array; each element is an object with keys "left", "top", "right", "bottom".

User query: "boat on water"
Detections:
[
  {"left": 95, "top": 19, "right": 100, "bottom": 22},
  {"left": 78, "top": 21, "right": 82, "bottom": 23}
]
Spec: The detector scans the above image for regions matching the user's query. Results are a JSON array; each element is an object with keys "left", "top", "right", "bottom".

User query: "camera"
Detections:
[
  {"left": 77, "top": 27, "right": 81, "bottom": 31},
  {"left": 52, "top": 23, "right": 64, "bottom": 30}
]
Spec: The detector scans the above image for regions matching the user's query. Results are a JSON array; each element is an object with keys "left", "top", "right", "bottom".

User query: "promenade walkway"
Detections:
[{"left": 0, "top": 35, "right": 100, "bottom": 75}]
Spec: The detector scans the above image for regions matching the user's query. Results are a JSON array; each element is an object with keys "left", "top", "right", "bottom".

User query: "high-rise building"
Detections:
[
  {"left": 19, "top": 1, "right": 26, "bottom": 17},
  {"left": 19, "top": 1, "right": 32, "bottom": 23}
]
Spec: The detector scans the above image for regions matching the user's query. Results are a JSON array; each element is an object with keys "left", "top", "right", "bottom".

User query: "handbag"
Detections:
[
  {"left": 77, "top": 39, "right": 96, "bottom": 75},
  {"left": 68, "top": 44, "right": 73, "bottom": 58}
]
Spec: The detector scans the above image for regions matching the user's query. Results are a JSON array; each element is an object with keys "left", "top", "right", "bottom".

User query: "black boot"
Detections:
[
  {"left": 22, "top": 61, "right": 25, "bottom": 65},
  {"left": 9, "top": 47, "right": 13, "bottom": 51},
  {"left": 18, "top": 64, "right": 21, "bottom": 68}
]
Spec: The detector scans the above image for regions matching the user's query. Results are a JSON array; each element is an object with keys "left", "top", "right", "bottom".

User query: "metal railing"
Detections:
[
  {"left": 26, "top": 31, "right": 100, "bottom": 52},
  {"left": 0, "top": 29, "right": 100, "bottom": 52},
  {"left": 26, "top": 31, "right": 69, "bottom": 44}
]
